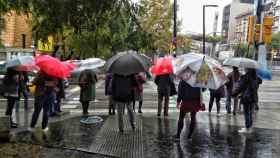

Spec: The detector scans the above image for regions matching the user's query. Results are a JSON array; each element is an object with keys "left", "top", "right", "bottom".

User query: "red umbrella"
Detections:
[
  {"left": 151, "top": 56, "right": 173, "bottom": 76},
  {"left": 35, "top": 55, "right": 71, "bottom": 79},
  {"left": 63, "top": 61, "right": 76, "bottom": 71}
]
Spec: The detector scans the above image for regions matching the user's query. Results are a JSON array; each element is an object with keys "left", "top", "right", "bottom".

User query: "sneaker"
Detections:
[
  {"left": 157, "top": 114, "right": 161, "bottom": 117},
  {"left": 11, "top": 122, "right": 18, "bottom": 128},
  {"left": 238, "top": 128, "right": 251, "bottom": 133},
  {"left": 42, "top": 127, "right": 49, "bottom": 132},
  {"left": 138, "top": 110, "right": 143, "bottom": 114}
]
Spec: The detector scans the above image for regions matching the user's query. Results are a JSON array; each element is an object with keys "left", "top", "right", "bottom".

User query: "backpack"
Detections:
[{"left": 112, "top": 75, "right": 134, "bottom": 102}]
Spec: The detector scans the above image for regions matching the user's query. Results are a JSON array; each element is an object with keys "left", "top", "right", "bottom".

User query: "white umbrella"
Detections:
[
  {"left": 5, "top": 56, "right": 35, "bottom": 68},
  {"left": 72, "top": 58, "right": 105, "bottom": 72},
  {"left": 223, "top": 57, "right": 260, "bottom": 69},
  {"left": 174, "top": 53, "right": 227, "bottom": 89}
]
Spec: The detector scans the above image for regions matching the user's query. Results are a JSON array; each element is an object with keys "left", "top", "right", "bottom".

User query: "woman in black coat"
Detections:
[{"left": 232, "top": 68, "right": 258, "bottom": 133}]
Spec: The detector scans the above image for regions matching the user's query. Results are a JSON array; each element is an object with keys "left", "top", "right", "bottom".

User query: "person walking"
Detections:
[
  {"left": 105, "top": 73, "right": 115, "bottom": 115},
  {"left": 208, "top": 85, "right": 225, "bottom": 116},
  {"left": 2, "top": 68, "right": 19, "bottom": 128},
  {"left": 133, "top": 72, "right": 146, "bottom": 113},
  {"left": 30, "top": 72, "right": 58, "bottom": 131},
  {"left": 112, "top": 74, "right": 137, "bottom": 133},
  {"left": 225, "top": 66, "right": 241, "bottom": 115},
  {"left": 155, "top": 74, "right": 173, "bottom": 116},
  {"left": 255, "top": 77, "right": 262, "bottom": 111},
  {"left": 15, "top": 72, "right": 29, "bottom": 112},
  {"left": 232, "top": 68, "right": 258, "bottom": 133},
  {"left": 174, "top": 80, "right": 203, "bottom": 139},
  {"left": 79, "top": 69, "right": 97, "bottom": 116}
]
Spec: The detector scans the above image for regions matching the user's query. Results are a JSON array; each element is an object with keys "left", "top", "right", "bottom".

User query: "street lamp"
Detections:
[{"left": 203, "top": 4, "right": 218, "bottom": 54}]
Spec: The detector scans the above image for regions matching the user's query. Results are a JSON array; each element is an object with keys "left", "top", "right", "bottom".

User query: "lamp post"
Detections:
[
  {"left": 173, "top": 0, "right": 177, "bottom": 55},
  {"left": 203, "top": 5, "right": 218, "bottom": 54}
]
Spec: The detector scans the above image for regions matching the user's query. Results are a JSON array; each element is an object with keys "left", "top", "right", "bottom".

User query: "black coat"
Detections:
[
  {"left": 154, "top": 74, "right": 172, "bottom": 96},
  {"left": 177, "top": 80, "right": 201, "bottom": 103},
  {"left": 232, "top": 74, "right": 258, "bottom": 104}
]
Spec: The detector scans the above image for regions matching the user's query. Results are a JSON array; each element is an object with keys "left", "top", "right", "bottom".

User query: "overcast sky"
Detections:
[
  {"left": 132, "top": 0, "right": 233, "bottom": 35},
  {"left": 177, "top": 0, "right": 232, "bottom": 34}
]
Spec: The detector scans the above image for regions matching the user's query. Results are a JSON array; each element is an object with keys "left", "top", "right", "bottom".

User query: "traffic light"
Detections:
[
  {"left": 255, "top": 24, "right": 261, "bottom": 43},
  {"left": 262, "top": 16, "right": 274, "bottom": 44},
  {"left": 247, "top": 16, "right": 255, "bottom": 44}
]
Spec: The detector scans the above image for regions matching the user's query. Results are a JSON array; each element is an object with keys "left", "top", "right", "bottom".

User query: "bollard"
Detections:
[{"left": 0, "top": 116, "right": 11, "bottom": 142}]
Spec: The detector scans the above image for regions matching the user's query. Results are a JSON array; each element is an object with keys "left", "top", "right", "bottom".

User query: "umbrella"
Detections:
[
  {"left": 35, "top": 55, "right": 71, "bottom": 79},
  {"left": 151, "top": 56, "right": 173, "bottom": 76},
  {"left": 257, "top": 68, "right": 272, "bottom": 80},
  {"left": 71, "top": 58, "right": 105, "bottom": 73},
  {"left": 139, "top": 54, "right": 152, "bottom": 67},
  {"left": 223, "top": 57, "right": 260, "bottom": 69},
  {"left": 106, "top": 52, "right": 149, "bottom": 76},
  {"left": 5, "top": 56, "right": 35, "bottom": 68},
  {"left": 62, "top": 61, "right": 76, "bottom": 71},
  {"left": 174, "top": 53, "right": 227, "bottom": 90}
]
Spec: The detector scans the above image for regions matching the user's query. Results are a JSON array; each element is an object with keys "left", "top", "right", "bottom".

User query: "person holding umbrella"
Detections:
[
  {"left": 232, "top": 68, "right": 259, "bottom": 133},
  {"left": 105, "top": 73, "right": 115, "bottom": 115},
  {"left": 208, "top": 85, "right": 225, "bottom": 116},
  {"left": 79, "top": 69, "right": 97, "bottom": 116},
  {"left": 15, "top": 71, "right": 29, "bottom": 112},
  {"left": 174, "top": 80, "right": 204, "bottom": 139},
  {"left": 133, "top": 72, "right": 146, "bottom": 113},
  {"left": 2, "top": 68, "right": 20, "bottom": 128},
  {"left": 30, "top": 72, "right": 58, "bottom": 131},
  {"left": 225, "top": 66, "right": 241, "bottom": 115}
]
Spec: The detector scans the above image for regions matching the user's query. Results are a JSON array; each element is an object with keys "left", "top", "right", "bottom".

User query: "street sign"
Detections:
[{"left": 37, "top": 36, "right": 54, "bottom": 52}]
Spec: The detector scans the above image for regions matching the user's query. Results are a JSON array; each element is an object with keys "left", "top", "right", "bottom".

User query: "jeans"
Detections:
[
  {"left": 49, "top": 92, "right": 57, "bottom": 115},
  {"left": 226, "top": 94, "right": 239, "bottom": 113},
  {"left": 158, "top": 94, "right": 169, "bottom": 116},
  {"left": 115, "top": 101, "right": 135, "bottom": 131},
  {"left": 15, "top": 89, "right": 29, "bottom": 111},
  {"left": 243, "top": 103, "right": 254, "bottom": 128},
  {"left": 31, "top": 92, "right": 54, "bottom": 129},
  {"left": 209, "top": 94, "right": 221, "bottom": 113},
  {"left": 6, "top": 97, "right": 17, "bottom": 116}
]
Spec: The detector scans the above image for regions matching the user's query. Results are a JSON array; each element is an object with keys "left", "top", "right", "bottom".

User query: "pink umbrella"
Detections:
[{"left": 35, "top": 55, "right": 71, "bottom": 79}]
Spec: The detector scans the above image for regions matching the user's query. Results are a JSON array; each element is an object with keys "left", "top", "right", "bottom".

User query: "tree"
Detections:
[
  {"left": 176, "top": 34, "right": 192, "bottom": 53},
  {"left": 139, "top": 0, "right": 173, "bottom": 53},
  {"left": 271, "top": 31, "right": 280, "bottom": 50},
  {"left": 233, "top": 43, "right": 254, "bottom": 58}
]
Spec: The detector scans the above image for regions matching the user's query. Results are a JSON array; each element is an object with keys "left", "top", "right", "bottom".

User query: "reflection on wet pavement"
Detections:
[{"left": 2, "top": 113, "right": 280, "bottom": 158}]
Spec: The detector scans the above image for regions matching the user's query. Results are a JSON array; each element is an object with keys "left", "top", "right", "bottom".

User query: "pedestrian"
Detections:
[
  {"left": 208, "top": 85, "right": 225, "bottom": 116},
  {"left": 15, "top": 72, "right": 29, "bottom": 112},
  {"left": 105, "top": 73, "right": 115, "bottom": 115},
  {"left": 174, "top": 80, "right": 204, "bottom": 139},
  {"left": 30, "top": 72, "right": 58, "bottom": 131},
  {"left": 2, "top": 68, "right": 19, "bottom": 128},
  {"left": 133, "top": 72, "right": 146, "bottom": 113},
  {"left": 111, "top": 74, "right": 137, "bottom": 133},
  {"left": 79, "top": 69, "right": 97, "bottom": 116},
  {"left": 232, "top": 68, "right": 258, "bottom": 133},
  {"left": 154, "top": 74, "right": 173, "bottom": 116},
  {"left": 225, "top": 66, "right": 241, "bottom": 115}
]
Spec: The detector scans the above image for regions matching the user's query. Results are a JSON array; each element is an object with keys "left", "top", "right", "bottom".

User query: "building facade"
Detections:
[
  {"left": 221, "top": 0, "right": 253, "bottom": 44},
  {"left": 0, "top": 11, "right": 33, "bottom": 48},
  {"left": 234, "top": 10, "right": 253, "bottom": 44}
]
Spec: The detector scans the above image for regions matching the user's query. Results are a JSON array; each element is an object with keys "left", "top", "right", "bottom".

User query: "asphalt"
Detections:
[{"left": 0, "top": 72, "right": 280, "bottom": 158}]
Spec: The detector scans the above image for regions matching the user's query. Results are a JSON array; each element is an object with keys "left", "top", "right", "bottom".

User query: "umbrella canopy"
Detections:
[
  {"left": 14, "top": 65, "right": 40, "bottom": 72},
  {"left": 71, "top": 58, "right": 105, "bottom": 73},
  {"left": 223, "top": 57, "right": 260, "bottom": 69},
  {"left": 35, "top": 55, "right": 71, "bottom": 79},
  {"left": 174, "top": 53, "right": 227, "bottom": 89},
  {"left": 139, "top": 54, "right": 152, "bottom": 67},
  {"left": 5, "top": 56, "right": 35, "bottom": 68},
  {"left": 106, "top": 52, "right": 149, "bottom": 76},
  {"left": 151, "top": 56, "right": 173, "bottom": 76},
  {"left": 257, "top": 68, "right": 272, "bottom": 80}
]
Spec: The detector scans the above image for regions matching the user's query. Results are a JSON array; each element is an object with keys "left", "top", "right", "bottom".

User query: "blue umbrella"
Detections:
[{"left": 256, "top": 68, "right": 272, "bottom": 80}]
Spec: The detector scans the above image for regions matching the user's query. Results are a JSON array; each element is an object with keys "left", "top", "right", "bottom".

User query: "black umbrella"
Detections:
[{"left": 105, "top": 52, "right": 149, "bottom": 76}]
